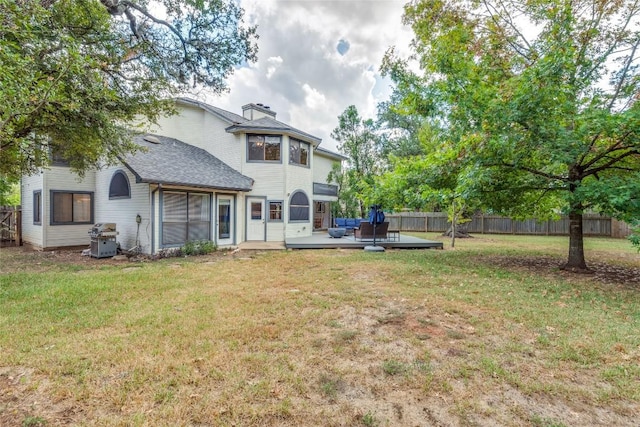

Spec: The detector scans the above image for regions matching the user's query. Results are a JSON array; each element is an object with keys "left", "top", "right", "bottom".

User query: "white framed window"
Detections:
[
  {"left": 269, "top": 201, "right": 283, "bottom": 221},
  {"left": 50, "top": 191, "right": 93, "bottom": 225},
  {"left": 289, "top": 138, "right": 310, "bottom": 167},
  {"left": 247, "top": 134, "right": 281, "bottom": 162},
  {"left": 289, "top": 191, "right": 309, "bottom": 222},
  {"left": 33, "top": 190, "right": 42, "bottom": 225}
]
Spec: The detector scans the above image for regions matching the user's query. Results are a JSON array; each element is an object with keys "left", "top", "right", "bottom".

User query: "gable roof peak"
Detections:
[{"left": 175, "top": 97, "right": 246, "bottom": 124}]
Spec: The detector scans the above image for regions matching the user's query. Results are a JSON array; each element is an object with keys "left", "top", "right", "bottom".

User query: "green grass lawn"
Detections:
[{"left": 1, "top": 235, "right": 638, "bottom": 426}]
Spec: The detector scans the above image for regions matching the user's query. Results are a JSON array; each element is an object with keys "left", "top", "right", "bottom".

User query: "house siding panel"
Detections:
[
  {"left": 151, "top": 106, "right": 243, "bottom": 171},
  {"left": 45, "top": 167, "right": 96, "bottom": 248},
  {"left": 150, "top": 105, "right": 206, "bottom": 151},
  {"left": 21, "top": 172, "right": 45, "bottom": 248},
  {"left": 313, "top": 153, "right": 336, "bottom": 184},
  {"left": 312, "top": 152, "right": 340, "bottom": 202},
  {"left": 266, "top": 222, "right": 285, "bottom": 241},
  {"left": 95, "top": 166, "right": 152, "bottom": 253},
  {"left": 203, "top": 115, "right": 243, "bottom": 170}
]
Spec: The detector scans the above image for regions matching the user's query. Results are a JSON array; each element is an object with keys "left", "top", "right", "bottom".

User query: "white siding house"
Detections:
[{"left": 21, "top": 99, "right": 343, "bottom": 253}]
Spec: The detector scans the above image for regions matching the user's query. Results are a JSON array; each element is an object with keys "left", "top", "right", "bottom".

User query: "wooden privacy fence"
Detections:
[
  {"left": 0, "top": 206, "right": 21, "bottom": 246},
  {"left": 385, "top": 212, "right": 633, "bottom": 238}
]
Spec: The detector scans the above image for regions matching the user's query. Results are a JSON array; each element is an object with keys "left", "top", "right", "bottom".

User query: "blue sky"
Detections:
[{"left": 199, "top": 0, "right": 414, "bottom": 152}]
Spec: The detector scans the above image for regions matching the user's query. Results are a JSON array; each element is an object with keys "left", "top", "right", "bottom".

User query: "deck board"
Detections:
[{"left": 286, "top": 232, "right": 444, "bottom": 250}]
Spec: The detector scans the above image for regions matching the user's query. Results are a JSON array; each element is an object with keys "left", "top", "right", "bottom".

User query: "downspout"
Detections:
[{"left": 151, "top": 183, "right": 162, "bottom": 254}]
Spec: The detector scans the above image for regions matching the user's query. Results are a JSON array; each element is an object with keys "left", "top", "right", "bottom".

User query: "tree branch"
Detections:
[
  {"left": 583, "top": 0, "right": 640, "bottom": 86},
  {"left": 497, "top": 162, "right": 567, "bottom": 181},
  {"left": 118, "top": 1, "right": 189, "bottom": 60},
  {"left": 480, "top": 0, "right": 533, "bottom": 63},
  {"left": 581, "top": 131, "right": 635, "bottom": 170},
  {"left": 607, "top": 37, "right": 640, "bottom": 110},
  {"left": 584, "top": 149, "right": 640, "bottom": 177}
]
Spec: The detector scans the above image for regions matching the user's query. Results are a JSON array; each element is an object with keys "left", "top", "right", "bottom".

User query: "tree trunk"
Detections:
[
  {"left": 561, "top": 210, "right": 589, "bottom": 272},
  {"left": 451, "top": 200, "right": 456, "bottom": 248}
]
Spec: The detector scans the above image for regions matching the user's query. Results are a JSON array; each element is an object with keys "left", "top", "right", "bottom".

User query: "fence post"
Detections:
[{"left": 15, "top": 208, "right": 22, "bottom": 246}]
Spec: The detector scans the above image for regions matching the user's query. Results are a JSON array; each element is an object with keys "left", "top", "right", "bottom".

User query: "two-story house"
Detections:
[{"left": 20, "top": 98, "right": 344, "bottom": 254}]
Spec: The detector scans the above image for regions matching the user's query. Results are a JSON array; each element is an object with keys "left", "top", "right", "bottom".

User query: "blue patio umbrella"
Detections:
[{"left": 366, "top": 204, "right": 385, "bottom": 251}]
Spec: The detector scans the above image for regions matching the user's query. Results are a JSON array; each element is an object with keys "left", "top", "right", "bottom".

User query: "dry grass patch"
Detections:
[{"left": 1, "top": 237, "right": 639, "bottom": 426}]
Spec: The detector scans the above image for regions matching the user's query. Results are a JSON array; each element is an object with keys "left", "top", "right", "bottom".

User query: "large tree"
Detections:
[
  {"left": 384, "top": 0, "right": 640, "bottom": 271},
  {"left": 0, "top": 0, "right": 257, "bottom": 179},
  {"left": 330, "top": 105, "right": 381, "bottom": 218}
]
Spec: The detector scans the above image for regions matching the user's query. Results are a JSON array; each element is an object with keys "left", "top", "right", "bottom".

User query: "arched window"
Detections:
[
  {"left": 109, "top": 170, "right": 131, "bottom": 199},
  {"left": 289, "top": 190, "right": 309, "bottom": 222}
]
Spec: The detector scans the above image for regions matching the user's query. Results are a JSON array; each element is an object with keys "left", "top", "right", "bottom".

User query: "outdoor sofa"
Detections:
[
  {"left": 334, "top": 218, "right": 363, "bottom": 234},
  {"left": 354, "top": 221, "right": 389, "bottom": 241}
]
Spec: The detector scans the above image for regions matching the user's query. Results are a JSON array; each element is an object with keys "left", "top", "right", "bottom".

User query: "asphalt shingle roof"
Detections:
[
  {"left": 175, "top": 97, "right": 322, "bottom": 145},
  {"left": 122, "top": 135, "right": 253, "bottom": 191},
  {"left": 225, "top": 117, "right": 322, "bottom": 145},
  {"left": 175, "top": 97, "right": 246, "bottom": 124}
]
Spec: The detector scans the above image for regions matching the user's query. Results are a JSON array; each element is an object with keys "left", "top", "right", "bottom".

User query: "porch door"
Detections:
[
  {"left": 314, "top": 201, "right": 330, "bottom": 230},
  {"left": 246, "top": 197, "right": 266, "bottom": 241},
  {"left": 217, "top": 197, "right": 234, "bottom": 246}
]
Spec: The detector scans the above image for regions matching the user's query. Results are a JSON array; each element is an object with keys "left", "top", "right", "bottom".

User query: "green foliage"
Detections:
[
  {"left": 330, "top": 106, "right": 381, "bottom": 217},
  {"left": 22, "top": 416, "right": 46, "bottom": 427},
  {"left": 182, "top": 240, "right": 217, "bottom": 256},
  {"left": 361, "top": 412, "right": 379, "bottom": 427},
  {"left": 328, "top": 163, "right": 360, "bottom": 218},
  {"left": 318, "top": 374, "right": 342, "bottom": 401},
  {"left": 0, "top": 177, "right": 20, "bottom": 206},
  {"left": 382, "top": 0, "right": 640, "bottom": 268},
  {"left": 382, "top": 359, "right": 408, "bottom": 376},
  {"left": 0, "top": 0, "right": 257, "bottom": 180}
]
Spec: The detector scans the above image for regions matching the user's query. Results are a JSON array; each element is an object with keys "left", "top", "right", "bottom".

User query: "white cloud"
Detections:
[
  {"left": 201, "top": 0, "right": 414, "bottom": 151},
  {"left": 302, "top": 83, "right": 326, "bottom": 109},
  {"left": 266, "top": 56, "right": 284, "bottom": 79}
]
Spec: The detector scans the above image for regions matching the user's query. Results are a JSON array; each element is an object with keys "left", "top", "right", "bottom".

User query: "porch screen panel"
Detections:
[
  {"left": 163, "top": 192, "right": 187, "bottom": 245},
  {"left": 188, "top": 193, "right": 211, "bottom": 241}
]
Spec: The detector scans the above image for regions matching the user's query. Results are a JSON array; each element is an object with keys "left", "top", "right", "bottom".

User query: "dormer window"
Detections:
[
  {"left": 289, "top": 138, "right": 310, "bottom": 167},
  {"left": 247, "top": 135, "right": 281, "bottom": 162}
]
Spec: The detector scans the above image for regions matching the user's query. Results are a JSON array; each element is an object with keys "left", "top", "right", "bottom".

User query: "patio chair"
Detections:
[{"left": 354, "top": 221, "right": 389, "bottom": 241}]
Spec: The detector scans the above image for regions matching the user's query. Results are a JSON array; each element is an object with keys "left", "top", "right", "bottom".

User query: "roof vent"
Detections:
[
  {"left": 264, "top": 105, "right": 270, "bottom": 110},
  {"left": 143, "top": 135, "right": 161, "bottom": 144},
  {"left": 257, "top": 103, "right": 264, "bottom": 107}
]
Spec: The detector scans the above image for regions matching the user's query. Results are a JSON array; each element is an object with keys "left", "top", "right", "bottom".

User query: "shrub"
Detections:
[{"left": 182, "top": 240, "right": 217, "bottom": 256}]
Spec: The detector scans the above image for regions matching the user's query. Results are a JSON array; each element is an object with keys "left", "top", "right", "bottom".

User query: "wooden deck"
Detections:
[{"left": 285, "top": 232, "right": 444, "bottom": 250}]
